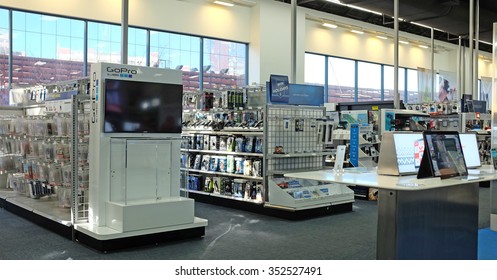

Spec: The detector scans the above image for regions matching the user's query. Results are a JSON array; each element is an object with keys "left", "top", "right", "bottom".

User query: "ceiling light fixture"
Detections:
[
  {"left": 351, "top": 29, "right": 364, "bottom": 35},
  {"left": 348, "top": 4, "right": 382, "bottom": 16},
  {"left": 214, "top": 0, "right": 234, "bottom": 7},
  {"left": 418, "top": 44, "right": 429, "bottom": 49},
  {"left": 376, "top": 35, "right": 388, "bottom": 40},
  {"left": 399, "top": 40, "right": 409, "bottom": 45},
  {"left": 322, "top": 22, "right": 337, "bottom": 29}
]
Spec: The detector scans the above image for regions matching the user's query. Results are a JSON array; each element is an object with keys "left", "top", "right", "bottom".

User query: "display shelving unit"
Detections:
[
  {"left": 0, "top": 78, "right": 90, "bottom": 239},
  {"left": 180, "top": 89, "right": 354, "bottom": 219}
]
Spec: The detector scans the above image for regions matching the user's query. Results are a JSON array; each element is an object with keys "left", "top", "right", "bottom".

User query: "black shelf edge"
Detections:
[{"left": 74, "top": 226, "right": 205, "bottom": 252}]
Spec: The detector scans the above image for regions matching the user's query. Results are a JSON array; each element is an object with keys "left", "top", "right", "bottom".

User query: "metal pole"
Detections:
[
  {"left": 457, "top": 37, "right": 462, "bottom": 98},
  {"left": 474, "top": 0, "right": 479, "bottom": 99},
  {"left": 489, "top": 22, "right": 497, "bottom": 232},
  {"left": 431, "top": 28, "right": 435, "bottom": 101},
  {"left": 83, "top": 21, "right": 88, "bottom": 76},
  {"left": 290, "top": 0, "right": 297, "bottom": 83},
  {"left": 121, "top": 0, "right": 129, "bottom": 64},
  {"left": 8, "top": 10, "right": 12, "bottom": 89},
  {"left": 469, "top": 0, "right": 474, "bottom": 97},
  {"left": 393, "top": 0, "right": 399, "bottom": 109}
]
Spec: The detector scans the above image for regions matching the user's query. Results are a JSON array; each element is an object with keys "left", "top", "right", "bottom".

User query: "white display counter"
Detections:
[{"left": 285, "top": 166, "right": 497, "bottom": 260}]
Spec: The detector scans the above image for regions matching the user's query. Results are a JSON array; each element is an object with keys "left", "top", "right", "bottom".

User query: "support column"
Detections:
[
  {"left": 469, "top": 0, "right": 474, "bottom": 97},
  {"left": 121, "top": 0, "right": 129, "bottom": 65},
  {"left": 290, "top": 0, "right": 297, "bottom": 83},
  {"left": 393, "top": 0, "right": 399, "bottom": 109}
]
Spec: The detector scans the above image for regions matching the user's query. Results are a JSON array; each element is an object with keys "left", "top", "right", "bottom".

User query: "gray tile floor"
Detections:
[{"left": 0, "top": 187, "right": 491, "bottom": 260}]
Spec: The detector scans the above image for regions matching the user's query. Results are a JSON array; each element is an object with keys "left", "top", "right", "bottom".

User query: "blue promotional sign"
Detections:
[
  {"left": 349, "top": 124, "right": 359, "bottom": 167},
  {"left": 288, "top": 84, "right": 325, "bottom": 106},
  {"left": 270, "top": 74, "right": 290, "bottom": 103}
]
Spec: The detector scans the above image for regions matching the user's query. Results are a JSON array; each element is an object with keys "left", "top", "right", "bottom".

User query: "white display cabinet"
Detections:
[{"left": 74, "top": 63, "right": 207, "bottom": 250}]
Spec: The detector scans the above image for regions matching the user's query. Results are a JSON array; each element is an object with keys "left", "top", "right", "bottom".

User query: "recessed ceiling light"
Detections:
[
  {"left": 351, "top": 29, "right": 364, "bottom": 35},
  {"left": 399, "top": 40, "right": 409, "bottom": 44},
  {"left": 419, "top": 44, "right": 429, "bottom": 49},
  {"left": 322, "top": 22, "right": 337, "bottom": 29},
  {"left": 214, "top": 0, "right": 234, "bottom": 7},
  {"left": 376, "top": 35, "right": 388, "bottom": 40}
]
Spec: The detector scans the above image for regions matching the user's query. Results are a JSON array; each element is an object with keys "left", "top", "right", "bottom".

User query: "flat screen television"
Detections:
[
  {"left": 104, "top": 79, "right": 183, "bottom": 133},
  {"left": 459, "top": 132, "right": 481, "bottom": 168},
  {"left": 417, "top": 131, "right": 468, "bottom": 179}
]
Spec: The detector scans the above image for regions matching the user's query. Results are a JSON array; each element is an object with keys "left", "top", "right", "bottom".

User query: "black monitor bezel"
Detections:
[{"left": 417, "top": 131, "right": 468, "bottom": 179}]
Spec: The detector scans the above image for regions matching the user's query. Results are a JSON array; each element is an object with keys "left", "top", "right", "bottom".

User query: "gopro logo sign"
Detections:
[
  {"left": 106, "top": 67, "right": 138, "bottom": 78},
  {"left": 106, "top": 67, "right": 138, "bottom": 74}
]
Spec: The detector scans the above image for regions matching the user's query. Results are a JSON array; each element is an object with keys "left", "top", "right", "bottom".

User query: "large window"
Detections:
[
  {"left": 358, "top": 61, "right": 381, "bottom": 101},
  {"left": 11, "top": 11, "right": 85, "bottom": 90},
  {"left": 0, "top": 8, "right": 9, "bottom": 104},
  {"left": 2, "top": 8, "right": 249, "bottom": 104},
  {"left": 328, "top": 57, "right": 355, "bottom": 102},
  {"left": 203, "top": 38, "right": 246, "bottom": 90},
  {"left": 384, "top": 65, "right": 406, "bottom": 102},
  {"left": 306, "top": 52, "right": 419, "bottom": 104}
]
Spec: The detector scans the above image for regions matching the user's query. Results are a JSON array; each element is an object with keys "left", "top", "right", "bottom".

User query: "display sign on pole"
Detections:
[{"left": 269, "top": 74, "right": 290, "bottom": 103}]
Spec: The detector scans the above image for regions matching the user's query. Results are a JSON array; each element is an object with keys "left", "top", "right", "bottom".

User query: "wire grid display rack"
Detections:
[
  {"left": 71, "top": 94, "right": 91, "bottom": 225},
  {"left": 265, "top": 105, "right": 327, "bottom": 176}
]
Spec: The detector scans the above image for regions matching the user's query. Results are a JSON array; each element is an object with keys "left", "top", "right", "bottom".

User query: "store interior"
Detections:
[{"left": 0, "top": 0, "right": 497, "bottom": 260}]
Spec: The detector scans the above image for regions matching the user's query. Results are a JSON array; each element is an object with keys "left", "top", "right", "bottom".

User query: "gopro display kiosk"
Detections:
[{"left": 74, "top": 63, "right": 207, "bottom": 251}]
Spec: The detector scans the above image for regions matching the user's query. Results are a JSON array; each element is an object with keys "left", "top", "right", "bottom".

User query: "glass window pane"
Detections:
[
  {"left": 406, "top": 69, "right": 419, "bottom": 103},
  {"left": 304, "top": 53, "right": 325, "bottom": 85},
  {"left": 25, "top": 13, "right": 41, "bottom": 33},
  {"left": 150, "top": 31, "right": 203, "bottom": 91},
  {"left": 203, "top": 38, "right": 247, "bottom": 90},
  {"left": 0, "top": 8, "right": 9, "bottom": 105},
  {"left": 41, "top": 34, "right": 56, "bottom": 59},
  {"left": 328, "top": 57, "right": 355, "bottom": 102},
  {"left": 26, "top": 32, "right": 41, "bottom": 57},
  {"left": 384, "top": 65, "right": 406, "bottom": 102},
  {"left": 128, "top": 27, "right": 147, "bottom": 66},
  {"left": 357, "top": 61, "right": 381, "bottom": 101},
  {"left": 87, "top": 22, "right": 121, "bottom": 63},
  {"left": 12, "top": 11, "right": 85, "bottom": 92},
  {"left": 56, "top": 18, "right": 71, "bottom": 36},
  {"left": 41, "top": 15, "right": 57, "bottom": 35},
  {"left": 12, "top": 11, "right": 25, "bottom": 31}
]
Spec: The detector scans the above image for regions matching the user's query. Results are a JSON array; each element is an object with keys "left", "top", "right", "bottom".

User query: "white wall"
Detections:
[
  {"left": 1, "top": 0, "right": 493, "bottom": 88},
  {"left": 1, "top": 0, "right": 252, "bottom": 42}
]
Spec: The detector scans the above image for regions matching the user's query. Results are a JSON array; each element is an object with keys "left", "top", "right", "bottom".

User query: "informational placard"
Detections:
[
  {"left": 334, "top": 145, "right": 346, "bottom": 171},
  {"left": 269, "top": 74, "right": 290, "bottom": 103}
]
